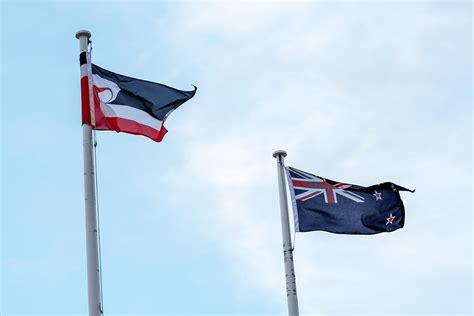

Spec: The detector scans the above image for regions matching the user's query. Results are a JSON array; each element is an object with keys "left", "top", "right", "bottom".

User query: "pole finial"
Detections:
[
  {"left": 75, "top": 30, "right": 91, "bottom": 39},
  {"left": 273, "top": 150, "right": 287, "bottom": 158}
]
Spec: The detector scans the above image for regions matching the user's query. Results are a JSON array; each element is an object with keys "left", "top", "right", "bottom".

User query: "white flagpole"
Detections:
[
  {"left": 75, "top": 30, "right": 102, "bottom": 316},
  {"left": 273, "top": 150, "right": 299, "bottom": 316}
]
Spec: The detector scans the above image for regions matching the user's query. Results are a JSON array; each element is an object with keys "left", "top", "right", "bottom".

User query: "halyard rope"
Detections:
[{"left": 92, "top": 129, "right": 104, "bottom": 315}]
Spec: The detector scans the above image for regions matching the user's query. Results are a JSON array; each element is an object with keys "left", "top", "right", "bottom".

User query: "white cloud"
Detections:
[{"left": 156, "top": 1, "right": 471, "bottom": 313}]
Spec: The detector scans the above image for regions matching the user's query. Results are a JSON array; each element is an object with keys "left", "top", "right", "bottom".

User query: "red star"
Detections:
[{"left": 386, "top": 213, "right": 396, "bottom": 225}]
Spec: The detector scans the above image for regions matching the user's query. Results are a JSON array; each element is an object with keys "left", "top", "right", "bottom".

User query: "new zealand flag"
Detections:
[{"left": 286, "top": 167, "right": 414, "bottom": 234}]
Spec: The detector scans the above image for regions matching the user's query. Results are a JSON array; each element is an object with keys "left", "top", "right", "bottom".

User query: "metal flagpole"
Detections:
[
  {"left": 273, "top": 150, "right": 299, "bottom": 316},
  {"left": 75, "top": 30, "right": 102, "bottom": 316}
]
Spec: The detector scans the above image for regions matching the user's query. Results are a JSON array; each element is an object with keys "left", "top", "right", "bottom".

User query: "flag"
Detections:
[
  {"left": 286, "top": 166, "right": 414, "bottom": 234},
  {"left": 80, "top": 52, "right": 196, "bottom": 142}
]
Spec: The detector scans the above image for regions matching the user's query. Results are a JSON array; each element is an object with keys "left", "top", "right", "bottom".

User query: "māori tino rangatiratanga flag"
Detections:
[
  {"left": 80, "top": 52, "right": 196, "bottom": 142},
  {"left": 286, "top": 166, "right": 414, "bottom": 234}
]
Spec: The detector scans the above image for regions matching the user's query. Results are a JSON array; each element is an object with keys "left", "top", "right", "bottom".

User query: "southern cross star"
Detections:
[
  {"left": 373, "top": 190, "right": 382, "bottom": 200},
  {"left": 386, "top": 213, "right": 396, "bottom": 225}
]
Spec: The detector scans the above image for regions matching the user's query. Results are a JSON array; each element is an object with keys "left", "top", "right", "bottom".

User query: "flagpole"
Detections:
[
  {"left": 273, "top": 150, "right": 299, "bottom": 316},
  {"left": 75, "top": 30, "right": 102, "bottom": 316}
]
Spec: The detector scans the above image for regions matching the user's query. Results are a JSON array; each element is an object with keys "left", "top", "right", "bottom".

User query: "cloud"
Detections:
[{"left": 147, "top": 1, "right": 471, "bottom": 313}]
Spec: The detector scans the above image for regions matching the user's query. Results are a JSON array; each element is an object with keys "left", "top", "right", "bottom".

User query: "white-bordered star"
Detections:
[
  {"left": 386, "top": 213, "right": 396, "bottom": 225},
  {"left": 373, "top": 190, "right": 382, "bottom": 200}
]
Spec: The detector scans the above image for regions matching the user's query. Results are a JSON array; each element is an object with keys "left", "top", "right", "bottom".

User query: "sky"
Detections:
[{"left": 1, "top": 1, "right": 472, "bottom": 315}]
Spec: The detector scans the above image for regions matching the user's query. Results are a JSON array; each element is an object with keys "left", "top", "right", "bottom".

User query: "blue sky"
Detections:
[{"left": 1, "top": 1, "right": 472, "bottom": 315}]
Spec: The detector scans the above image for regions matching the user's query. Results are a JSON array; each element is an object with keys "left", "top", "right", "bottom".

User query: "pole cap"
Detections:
[
  {"left": 272, "top": 150, "right": 287, "bottom": 158},
  {"left": 75, "top": 30, "right": 91, "bottom": 39}
]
